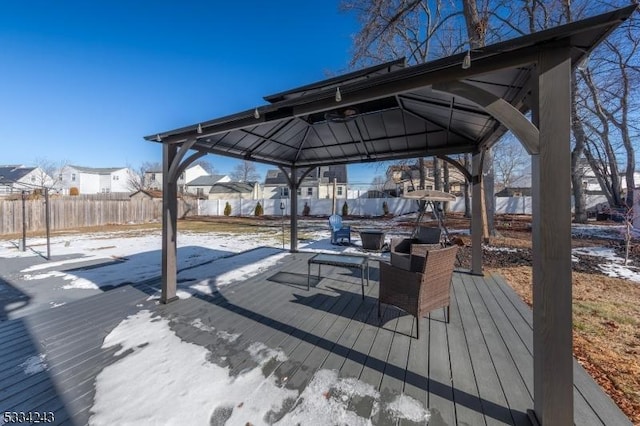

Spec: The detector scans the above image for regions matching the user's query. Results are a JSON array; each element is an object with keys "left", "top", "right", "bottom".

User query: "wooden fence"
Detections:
[{"left": 0, "top": 198, "right": 193, "bottom": 235}]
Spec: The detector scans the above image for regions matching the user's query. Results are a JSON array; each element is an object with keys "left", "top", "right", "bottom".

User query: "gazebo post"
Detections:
[
  {"left": 289, "top": 166, "right": 298, "bottom": 252},
  {"left": 532, "top": 46, "right": 573, "bottom": 425},
  {"left": 471, "top": 150, "right": 484, "bottom": 275},
  {"left": 161, "top": 143, "right": 179, "bottom": 304}
]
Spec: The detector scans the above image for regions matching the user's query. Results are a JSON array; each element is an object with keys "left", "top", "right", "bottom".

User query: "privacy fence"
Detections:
[
  {"left": 0, "top": 194, "right": 608, "bottom": 235},
  {"left": 0, "top": 197, "right": 193, "bottom": 235}
]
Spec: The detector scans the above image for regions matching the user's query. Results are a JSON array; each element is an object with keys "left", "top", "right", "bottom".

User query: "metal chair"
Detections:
[
  {"left": 328, "top": 214, "right": 351, "bottom": 245},
  {"left": 379, "top": 245, "right": 458, "bottom": 339}
]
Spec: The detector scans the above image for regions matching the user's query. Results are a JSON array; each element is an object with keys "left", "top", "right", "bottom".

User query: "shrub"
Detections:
[
  {"left": 223, "top": 202, "right": 232, "bottom": 216},
  {"left": 69, "top": 187, "right": 79, "bottom": 196},
  {"left": 382, "top": 201, "right": 389, "bottom": 216},
  {"left": 254, "top": 202, "right": 263, "bottom": 216},
  {"left": 302, "top": 202, "right": 310, "bottom": 216},
  {"left": 342, "top": 201, "right": 349, "bottom": 217}
]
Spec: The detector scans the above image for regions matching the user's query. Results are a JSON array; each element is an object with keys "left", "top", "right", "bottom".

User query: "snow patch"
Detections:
[
  {"left": 190, "top": 318, "right": 214, "bottom": 332},
  {"left": 20, "top": 354, "right": 47, "bottom": 375},
  {"left": 386, "top": 394, "right": 431, "bottom": 423},
  {"left": 90, "top": 310, "right": 297, "bottom": 426}
]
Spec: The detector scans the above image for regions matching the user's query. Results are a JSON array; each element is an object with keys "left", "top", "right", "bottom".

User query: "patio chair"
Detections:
[
  {"left": 329, "top": 214, "right": 351, "bottom": 245},
  {"left": 378, "top": 245, "right": 458, "bottom": 339},
  {"left": 389, "top": 226, "right": 442, "bottom": 271}
]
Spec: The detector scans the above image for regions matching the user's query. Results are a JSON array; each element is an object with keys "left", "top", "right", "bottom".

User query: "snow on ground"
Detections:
[
  {"left": 19, "top": 354, "right": 47, "bottom": 375},
  {"left": 89, "top": 310, "right": 429, "bottom": 426},
  {"left": 572, "top": 246, "right": 640, "bottom": 282}
]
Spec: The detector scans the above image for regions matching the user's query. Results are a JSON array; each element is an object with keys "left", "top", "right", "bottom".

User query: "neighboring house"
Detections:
[
  {"left": 207, "top": 182, "right": 261, "bottom": 200},
  {"left": 496, "top": 173, "right": 532, "bottom": 197},
  {"left": 185, "top": 174, "right": 231, "bottom": 198},
  {"left": 0, "top": 165, "right": 55, "bottom": 195},
  {"left": 263, "top": 165, "right": 348, "bottom": 199},
  {"left": 129, "top": 189, "right": 163, "bottom": 200},
  {"left": 145, "top": 164, "right": 209, "bottom": 193},
  {"left": 58, "top": 165, "right": 133, "bottom": 195},
  {"left": 384, "top": 162, "right": 465, "bottom": 197}
]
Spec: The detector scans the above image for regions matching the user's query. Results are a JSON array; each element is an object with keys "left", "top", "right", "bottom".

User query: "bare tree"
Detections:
[
  {"left": 493, "top": 137, "right": 528, "bottom": 189},
  {"left": 230, "top": 160, "right": 260, "bottom": 182},
  {"left": 192, "top": 159, "right": 217, "bottom": 175},
  {"left": 33, "top": 157, "right": 67, "bottom": 192},
  {"left": 370, "top": 175, "right": 386, "bottom": 193},
  {"left": 127, "top": 161, "right": 161, "bottom": 192}
]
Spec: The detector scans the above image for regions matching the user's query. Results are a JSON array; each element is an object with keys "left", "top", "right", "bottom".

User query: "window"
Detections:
[
  {"left": 58, "top": 174, "right": 63, "bottom": 181},
  {"left": 281, "top": 187, "right": 289, "bottom": 197},
  {"left": 31, "top": 176, "right": 36, "bottom": 182},
  {"left": 113, "top": 175, "right": 119, "bottom": 181},
  {"left": 307, "top": 187, "right": 313, "bottom": 196},
  {"left": 196, "top": 188, "right": 204, "bottom": 197},
  {"left": 297, "top": 188, "right": 301, "bottom": 196},
  {"left": 151, "top": 173, "right": 156, "bottom": 181},
  {"left": 71, "top": 174, "right": 76, "bottom": 181},
  {"left": 337, "top": 187, "right": 343, "bottom": 196}
]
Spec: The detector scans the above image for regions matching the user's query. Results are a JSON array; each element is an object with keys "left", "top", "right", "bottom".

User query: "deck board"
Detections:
[{"left": 1, "top": 252, "right": 632, "bottom": 425}]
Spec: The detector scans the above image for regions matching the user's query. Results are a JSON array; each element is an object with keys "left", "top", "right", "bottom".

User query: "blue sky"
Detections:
[{"left": 0, "top": 1, "right": 385, "bottom": 188}]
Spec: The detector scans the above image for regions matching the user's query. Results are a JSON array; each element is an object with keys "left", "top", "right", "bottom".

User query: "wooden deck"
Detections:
[{"left": 0, "top": 251, "right": 631, "bottom": 425}]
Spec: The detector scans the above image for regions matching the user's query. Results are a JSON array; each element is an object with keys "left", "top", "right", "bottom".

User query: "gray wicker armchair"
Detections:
[
  {"left": 389, "top": 226, "right": 442, "bottom": 271},
  {"left": 378, "top": 245, "right": 458, "bottom": 339}
]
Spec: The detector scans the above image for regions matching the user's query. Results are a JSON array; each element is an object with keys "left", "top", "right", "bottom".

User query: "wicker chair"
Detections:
[
  {"left": 389, "top": 226, "right": 442, "bottom": 271},
  {"left": 378, "top": 245, "right": 458, "bottom": 339}
]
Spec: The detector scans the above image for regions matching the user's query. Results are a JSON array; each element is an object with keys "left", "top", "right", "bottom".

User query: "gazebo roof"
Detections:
[{"left": 144, "top": 6, "right": 634, "bottom": 169}]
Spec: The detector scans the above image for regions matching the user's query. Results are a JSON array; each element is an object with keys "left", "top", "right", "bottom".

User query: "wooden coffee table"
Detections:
[{"left": 307, "top": 253, "right": 369, "bottom": 299}]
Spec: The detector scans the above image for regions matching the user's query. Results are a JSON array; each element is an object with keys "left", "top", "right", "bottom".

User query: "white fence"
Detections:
[{"left": 196, "top": 194, "right": 609, "bottom": 217}]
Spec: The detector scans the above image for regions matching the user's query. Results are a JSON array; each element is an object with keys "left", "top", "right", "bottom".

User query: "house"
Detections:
[
  {"left": 0, "top": 165, "right": 55, "bottom": 195},
  {"left": 384, "top": 161, "right": 465, "bottom": 197},
  {"left": 129, "top": 189, "right": 164, "bottom": 200},
  {"left": 496, "top": 174, "right": 532, "bottom": 197},
  {"left": 58, "top": 165, "right": 133, "bottom": 195},
  {"left": 144, "top": 164, "right": 209, "bottom": 193},
  {"left": 184, "top": 174, "right": 231, "bottom": 198},
  {"left": 263, "top": 165, "right": 348, "bottom": 199},
  {"left": 207, "top": 181, "right": 261, "bottom": 200}
]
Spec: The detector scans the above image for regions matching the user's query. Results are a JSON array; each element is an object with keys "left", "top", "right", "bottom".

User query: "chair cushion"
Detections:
[{"left": 390, "top": 252, "right": 411, "bottom": 271}]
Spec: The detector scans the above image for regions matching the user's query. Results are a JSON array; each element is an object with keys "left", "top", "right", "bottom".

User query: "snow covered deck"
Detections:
[{"left": 0, "top": 252, "right": 631, "bottom": 425}]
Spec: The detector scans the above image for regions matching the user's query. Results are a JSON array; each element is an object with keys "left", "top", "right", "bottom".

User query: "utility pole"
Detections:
[
  {"left": 45, "top": 188, "right": 51, "bottom": 260},
  {"left": 20, "top": 190, "right": 26, "bottom": 251}
]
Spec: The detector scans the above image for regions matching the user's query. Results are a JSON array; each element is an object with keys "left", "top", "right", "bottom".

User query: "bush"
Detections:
[
  {"left": 254, "top": 202, "right": 263, "bottom": 216},
  {"left": 69, "top": 187, "right": 79, "bottom": 196},
  {"left": 382, "top": 201, "right": 389, "bottom": 216},
  {"left": 342, "top": 201, "right": 349, "bottom": 217},
  {"left": 223, "top": 202, "right": 232, "bottom": 216},
  {"left": 302, "top": 202, "right": 310, "bottom": 216}
]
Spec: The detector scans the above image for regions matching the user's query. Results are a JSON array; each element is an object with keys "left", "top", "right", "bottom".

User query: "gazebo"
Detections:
[{"left": 144, "top": 6, "right": 636, "bottom": 425}]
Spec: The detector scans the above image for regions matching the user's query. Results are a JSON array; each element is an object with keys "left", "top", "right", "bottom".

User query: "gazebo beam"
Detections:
[
  {"left": 532, "top": 46, "right": 573, "bottom": 425},
  {"left": 432, "top": 82, "right": 540, "bottom": 154}
]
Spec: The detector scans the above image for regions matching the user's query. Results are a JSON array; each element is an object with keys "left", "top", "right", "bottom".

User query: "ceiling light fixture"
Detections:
[
  {"left": 462, "top": 50, "right": 471, "bottom": 69},
  {"left": 335, "top": 87, "right": 342, "bottom": 102},
  {"left": 254, "top": 108, "right": 260, "bottom": 119},
  {"left": 197, "top": 123, "right": 203, "bottom": 134},
  {"left": 156, "top": 134, "right": 162, "bottom": 142}
]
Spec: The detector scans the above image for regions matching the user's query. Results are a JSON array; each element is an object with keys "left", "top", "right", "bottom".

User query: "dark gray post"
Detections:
[
  {"left": 45, "top": 188, "right": 50, "bottom": 260},
  {"left": 471, "top": 151, "right": 483, "bottom": 275},
  {"left": 289, "top": 166, "right": 298, "bottom": 252},
  {"left": 532, "top": 46, "right": 573, "bottom": 425},
  {"left": 161, "top": 143, "right": 179, "bottom": 304}
]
